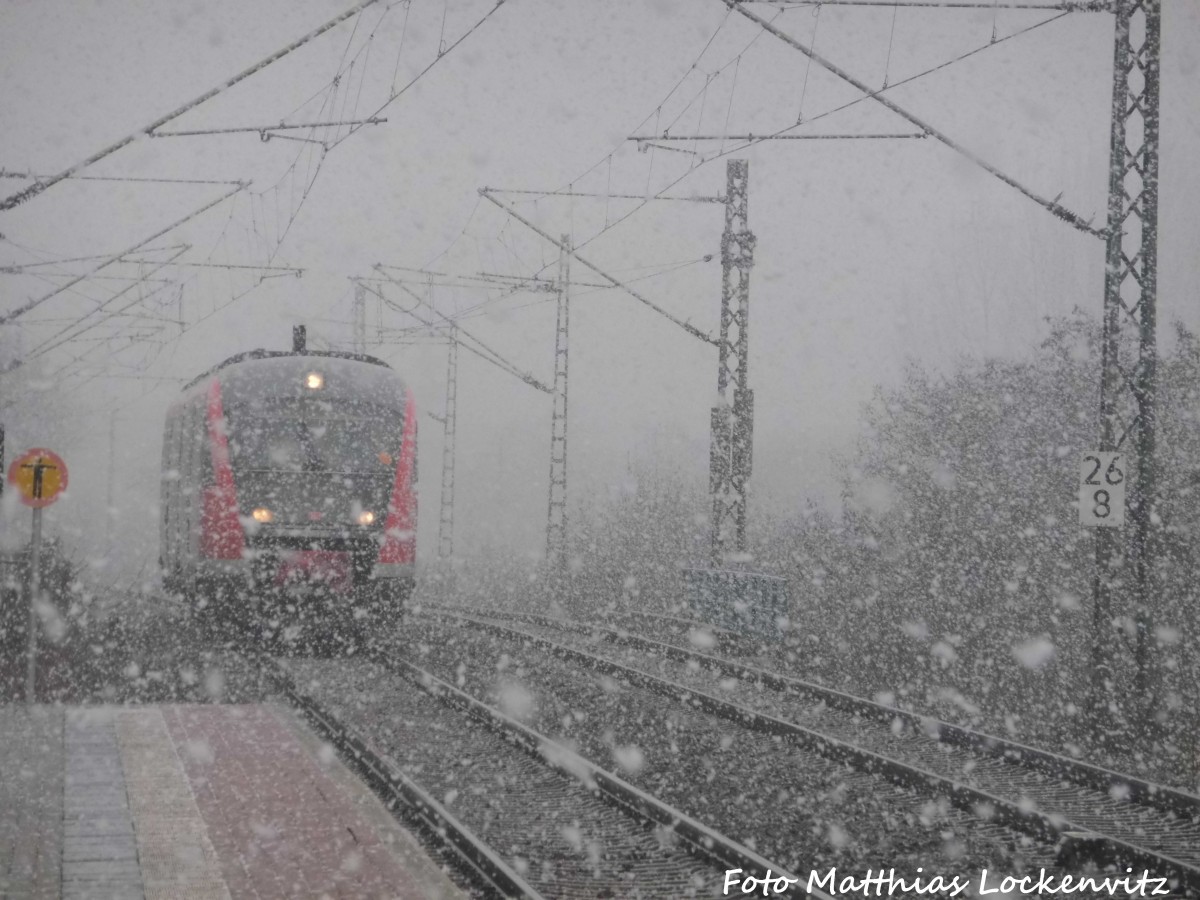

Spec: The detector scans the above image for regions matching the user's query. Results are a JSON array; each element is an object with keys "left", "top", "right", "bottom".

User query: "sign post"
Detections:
[
  {"left": 28, "top": 507, "right": 42, "bottom": 703},
  {"left": 7, "top": 448, "right": 69, "bottom": 704}
]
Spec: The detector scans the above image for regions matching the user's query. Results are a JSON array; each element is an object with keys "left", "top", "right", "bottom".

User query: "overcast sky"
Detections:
[{"left": 2, "top": 0, "right": 1198, "bottom": 572}]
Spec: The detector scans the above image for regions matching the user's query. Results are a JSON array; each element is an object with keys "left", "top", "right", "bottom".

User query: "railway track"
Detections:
[
  {"left": 254, "top": 650, "right": 539, "bottom": 898},
  {"left": 605, "top": 606, "right": 765, "bottom": 656},
  {"left": 242, "top": 641, "right": 809, "bottom": 898},
  {"left": 420, "top": 602, "right": 1200, "bottom": 895}
]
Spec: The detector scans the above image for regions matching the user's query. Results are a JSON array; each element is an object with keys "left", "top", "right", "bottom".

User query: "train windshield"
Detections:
[{"left": 226, "top": 400, "right": 403, "bottom": 474}]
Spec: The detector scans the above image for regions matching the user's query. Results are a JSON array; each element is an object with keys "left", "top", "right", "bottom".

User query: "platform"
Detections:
[{"left": 0, "top": 703, "right": 466, "bottom": 899}]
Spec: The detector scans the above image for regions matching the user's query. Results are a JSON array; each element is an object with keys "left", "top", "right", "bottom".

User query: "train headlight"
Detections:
[
  {"left": 357, "top": 510, "right": 376, "bottom": 526},
  {"left": 252, "top": 507, "right": 274, "bottom": 523},
  {"left": 304, "top": 371, "right": 324, "bottom": 390}
]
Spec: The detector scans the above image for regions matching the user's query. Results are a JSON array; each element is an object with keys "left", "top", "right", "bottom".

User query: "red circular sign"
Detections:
[{"left": 7, "top": 448, "right": 69, "bottom": 508}]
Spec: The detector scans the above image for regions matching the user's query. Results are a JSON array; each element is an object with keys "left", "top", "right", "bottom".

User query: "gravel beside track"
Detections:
[
  {"left": 483, "top": 612, "right": 1200, "bottom": 872},
  {"left": 421, "top": 607, "right": 1200, "bottom": 893},
  {"left": 401, "top": 615, "right": 1063, "bottom": 883},
  {"left": 276, "top": 654, "right": 734, "bottom": 899}
]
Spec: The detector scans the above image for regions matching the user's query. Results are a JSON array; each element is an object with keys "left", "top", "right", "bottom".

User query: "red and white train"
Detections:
[{"left": 160, "top": 332, "right": 416, "bottom": 641}]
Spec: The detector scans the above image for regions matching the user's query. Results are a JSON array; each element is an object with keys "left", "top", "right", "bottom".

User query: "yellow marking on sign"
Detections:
[{"left": 7, "top": 448, "right": 69, "bottom": 508}]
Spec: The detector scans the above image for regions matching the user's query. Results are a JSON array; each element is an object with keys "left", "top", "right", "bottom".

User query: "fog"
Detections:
[
  {"left": 2, "top": 0, "right": 1198, "bottom": 579},
  {"left": 6, "top": 8, "right": 1200, "bottom": 896}
]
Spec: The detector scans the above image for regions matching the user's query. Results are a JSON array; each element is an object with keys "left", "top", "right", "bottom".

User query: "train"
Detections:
[{"left": 160, "top": 328, "right": 417, "bottom": 646}]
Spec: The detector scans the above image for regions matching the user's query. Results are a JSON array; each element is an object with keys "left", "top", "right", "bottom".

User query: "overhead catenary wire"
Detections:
[
  {"left": 0, "top": 0, "right": 380, "bottom": 211},
  {"left": 630, "top": 132, "right": 929, "bottom": 141},
  {"left": 16, "top": 10, "right": 374, "bottom": 349},
  {"left": 425, "top": 193, "right": 709, "bottom": 334},
  {"left": 327, "top": 0, "right": 509, "bottom": 152},
  {"left": 9, "top": 274, "right": 172, "bottom": 287},
  {"left": 637, "top": 141, "right": 702, "bottom": 157},
  {"left": 481, "top": 254, "right": 712, "bottom": 284},
  {"left": 485, "top": 188, "right": 724, "bottom": 203},
  {"left": 720, "top": 55, "right": 742, "bottom": 155},
  {"left": 3, "top": 0, "right": 1098, "bottom": 463},
  {"left": 38, "top": 181, "right": 306, "bottom": 383},
  {"left": 480, "top": 190, "right": 715, "bottom": 346},
  {"left": 488, "top": 2, "right": 1065, "bottom": 304},
  {"left": 149, "top": 118, "right": 386, "bottom": 138},
  {"left": 20, "top": 290, "right": 182, "bottom": 392},
  {"left": 741, "top": 8, "right": 1072, "bottom": 141},
  {"left": 450, "top": 258, "right": 717, "bottom": 322},
  {"left": 389, "top": 0, "right": 415, "bottom": 94},
  {"left": 230, "top": 0, "right": 474, "bottom": 266},
  {"left": 0, "top": 184, "right": 243, "bottom": 327},
  {"left": 7, "top": 270, "right": 152, "bottom": 319},
  {"left": 0, "top": 171, "right": 244, "bottom": 186},
  {"left": 117, "top": 260, "right": 304, "bottom": 274},
  {"left": 34, "top": 324, "right": 173, "bottom": 392},
  {"left": 575, "top": 7, "right": 1073, "bottom": 264},
  {"left": 750, "top": 0, "right": 1110, "bottom": 7},
  {"left": 882, "top": 2, "right": 900, "bottom": 88},
  {"left": 0, "top": 243, "right": 189, "bottom": 273},
  {"left": 373, "top": 264, "right": 552, "bottom": 393},
  {"left": 26, "top": 269, "right": 187, "bottom": 366},
  {"left": 378, "top": 267, "right": 555, "bottom": 324},
  {"left": 550, "top": 6, "right": 737, "bottom": 198},
  {"left": 1, "top": 4, "right": 384, "bottom": 380},
  {"left": 796, "top": 3, "right": 821, "bottom": 122},
  {"left": 415, "top": 9, "right": 739, "bottom": 289},
  {"left": 49, "top": 261, "right": 275, "bottom": 390},
  {"left": 718, "top": 0, "right": 1102, "bottom": 235},
  {"left": 25, "top": 247, "right": 192, "bottom": 361},
  {"left": 397, "top": 4, "right": 736, "bottom": 270},
  {"left": 359, "top": 275, "right": 552, "bottom": 394},
  {"left": 380, "top": 265, "right": 609, "bottom": 291},
  {"left": 373, "top": 252, "right": 714, "bottom": 313},
  {"left": 410, "top": 4, "right": 1071, "bottom": 359},
  {"left": 462, "top": 10, "right": 783, "bottom": 273}
]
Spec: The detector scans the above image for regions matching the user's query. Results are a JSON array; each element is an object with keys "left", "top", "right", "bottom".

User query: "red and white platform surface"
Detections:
[{"left": 0, "top": 704, "right": 466, "bottom": 899}]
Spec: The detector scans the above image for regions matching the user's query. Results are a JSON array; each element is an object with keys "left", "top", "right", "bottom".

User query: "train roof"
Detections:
[{"left": 182, "top": 349, "right": 392, "bottom": 392}]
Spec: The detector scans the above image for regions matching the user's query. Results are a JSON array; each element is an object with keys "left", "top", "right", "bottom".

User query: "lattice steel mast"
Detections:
[
  {"left": 1090, "top": 0, "right": 1161, "bottom": 733},
  {"left": 710, "top": 160, "right": 755, "bottom": 565},
  {"left": 438, "top": 326, "right": 459, "bottom": 559},
  {"left": 546, "top": 237, "right": 571, "bottom": 565}
]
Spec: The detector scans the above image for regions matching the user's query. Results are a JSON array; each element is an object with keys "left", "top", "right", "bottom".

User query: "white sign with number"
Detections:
[{"left": 1079, "top": 451, "right": 1125, "bottom": 527}]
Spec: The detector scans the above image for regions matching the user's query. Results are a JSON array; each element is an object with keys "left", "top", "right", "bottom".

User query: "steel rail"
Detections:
[
  {"left": 448, "top": 604, "right": 1200, "bottom": 822},
  {"left": 257, "top": 653, "right": 546, "bottom": 899},
  {"left": 365, "top": 646, "right": 813, "bottom": 898},
  {"left": 428, "top": 607, "right": 1200, "bottom": 893}
]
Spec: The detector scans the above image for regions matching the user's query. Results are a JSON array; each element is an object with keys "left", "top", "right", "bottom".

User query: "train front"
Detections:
[{"left": 218, "top": 355, "right": 416, "bottom": 634}]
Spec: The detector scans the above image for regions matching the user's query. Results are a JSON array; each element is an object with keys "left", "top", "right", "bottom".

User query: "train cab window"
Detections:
[
  {"left": 181, "top": 396, "right": 205, "bottom": 547},
  {"left": 200, "top": 410, "right": 217, "bottom": 489},
  {"left": 180, "top": 408, "right": 194, "bottom": 496},
  {"left": 162, "top": 415, "right": 180, "bottom": 522},
  {"left": 161, "top": 416, "right": 179, "bottom": 489},
  {"left": 225, "top": 400, "right": 404, "bottom": 475},
  {"left": 189, "top": 426, "right": 201, "bottom": 488}
]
